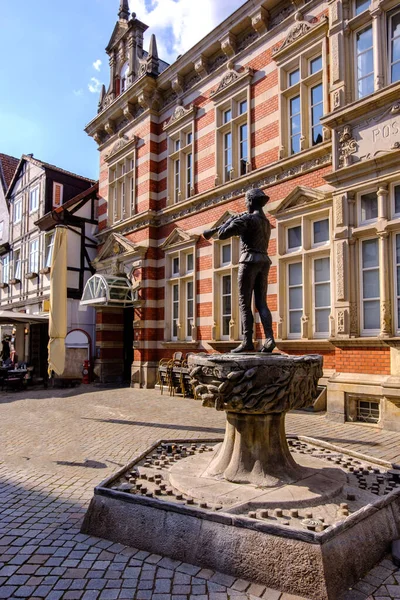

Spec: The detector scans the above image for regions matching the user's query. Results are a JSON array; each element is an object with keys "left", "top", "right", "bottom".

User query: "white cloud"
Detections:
[
  {"left": 88, "top": 77, "right": 102, "bottom": 94},
  {"left": 93, "top": 59, "right": 102, "bottom": 72},
  {"left": 129, "top": 0, "right": 244, "bottom": 64}
]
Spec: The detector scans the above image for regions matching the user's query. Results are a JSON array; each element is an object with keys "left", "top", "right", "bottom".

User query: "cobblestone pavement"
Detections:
[{"left": 0, "top": 385, "right": 400, "bottom": 600}]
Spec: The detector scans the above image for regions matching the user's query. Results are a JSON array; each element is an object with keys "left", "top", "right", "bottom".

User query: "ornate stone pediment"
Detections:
[
  {"left": 210, "top": 67, "right": 253, "bottom": 100},
  {"left": 105, "top": 133, "right": 137, "bottom": 161},
  {"left": 106, "top": 21, "right": 129, "bottom": 53},
  {"left": 94, "top": 233, "right": 142, "bottom": 264},
  {"left": 161, "top": 227, "right": 199, "bottom": 250},
  {"left": 272, "top": 15, "right": 328, "bottom": 59},
  {"left": 163, "top": 103, "right": 197, "bottom": 131},
  {"left": 269, "top": 186, "right": 329, "bottom": 216}
]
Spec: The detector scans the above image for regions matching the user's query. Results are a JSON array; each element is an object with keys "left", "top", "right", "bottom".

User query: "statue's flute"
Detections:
[{"left": 203, "top": 211, "right": 247, "bottom": 240}]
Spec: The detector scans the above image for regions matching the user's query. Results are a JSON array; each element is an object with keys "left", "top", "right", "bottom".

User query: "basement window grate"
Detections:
[{"left": 356, "top": 400, "right": 380, "bottom": 424}]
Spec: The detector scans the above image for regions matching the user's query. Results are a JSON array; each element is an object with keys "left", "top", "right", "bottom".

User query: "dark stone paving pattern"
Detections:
[{"left": 0, "top": 385, "right": 399, "bottom": 599}]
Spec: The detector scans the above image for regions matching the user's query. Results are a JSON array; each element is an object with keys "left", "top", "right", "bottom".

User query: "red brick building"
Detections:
[{"left": 83, "top": 0, "right": 400, "bottom": 431}]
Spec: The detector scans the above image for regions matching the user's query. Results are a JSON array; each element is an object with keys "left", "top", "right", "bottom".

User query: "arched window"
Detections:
[{"left": 120, "top": 62, "right": 129, "bottom": 93}]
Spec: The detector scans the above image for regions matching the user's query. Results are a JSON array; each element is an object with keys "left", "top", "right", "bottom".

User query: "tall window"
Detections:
[
  {"left": 168, "top": 129, "right": 194, "bottom": 204},
  {"left": 290, "top": 95, "right": 301, "bottom": 155},
  {"left": 14, "top": 199, "right": 22, "bottom": 224},
  {"left": 310, "top": 84, "right": 323, "bottom": 146},
  {"left": 389, "top": 11, "right": 400, "bottom": 83},
  {"left": 186, "top": 280, "right": 194, "bottom": 340},
  {"left": 396, "top": 234, "right": 400, "bottom": 332},
  {"left": 14, "top": 250, "right": 21, "bottom": 280},
  {"left": 172, "top": 284, "right": 179, "bottom": 340},
  {"left": 356, "top": 26, "right": 374, "bottom": 99},
  {"left": 45, "top": 233, "right": 55, "bottom": 268},
  {"left": 109, "top": 152, "right": 135, "bottom": 224},
  {"left": 2, "top": 255, "right": 9, "bottom": 284},
  {"left": 164, "top": 243, "right": 196, "bottom": 342},
  {"left": 239, "top": 123, "right": 248, "bottom": 176},
  {"left": 221, "top": 274, "right": 232, "bottom": 339},
  {"left": 216, "top": 93, "right": 250, "bottom": 184},
  {"left": 278, "top": 46, "right": 325, "bottom": 157},
  {"left": 314, "top": 257, "right": 331, "bottom": 336},
  {"left": 362, "top": 239, "right": 380, "bottom": 332},
  {"left": 224, "top": 132, "right": 233, "bottom": 182},
  {"left": 288, "top": 262, "right": 303, "bottom": 337},
  {"left": 29, "top": 239, "right": 39, "bottom": 274},
  {"left": 29, "top": 186, "right": 39, "bottom": 213}
]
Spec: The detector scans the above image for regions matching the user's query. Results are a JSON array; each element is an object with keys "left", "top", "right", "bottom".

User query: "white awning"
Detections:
[
  {"left": 0, "top": 310, "right": 49, "bottom": 325},
  {"left": 80, "top": 274, "right": 136, "bottom": 307}
]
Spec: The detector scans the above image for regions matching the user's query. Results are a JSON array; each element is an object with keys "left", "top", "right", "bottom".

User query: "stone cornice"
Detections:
[
  {"left": 321, "top": 81, "right": 400, "bottom": 129},
  {"left": 96, "top": 142, "right": 332, "bottom": 243}
]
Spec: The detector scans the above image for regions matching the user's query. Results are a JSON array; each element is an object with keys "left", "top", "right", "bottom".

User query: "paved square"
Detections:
[{"left": 0, "top": 385, "right": 399, "bottom": 599}]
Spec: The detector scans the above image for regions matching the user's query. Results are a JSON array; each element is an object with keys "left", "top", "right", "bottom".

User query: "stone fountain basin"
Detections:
[{"left": 81, "top": 437, "right": 400, "bottom": 600}]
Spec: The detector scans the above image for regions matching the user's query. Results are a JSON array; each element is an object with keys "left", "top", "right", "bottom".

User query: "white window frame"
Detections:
[
  {"left": 14, "top": 199, "right": 22, "bottom": 224},
  {"left": 355, "top": 23, "right": 374, "bottom": 100},
  {"left": 109, "top": 152, "right": 136, "bottom": 224},
  {"left": 221, "top": 273, "right": 232, "bottom": 341},
  {"left": 2, "top": 255, "right": 10, "bottom": 284},
  {"left": 358, "top": 189, "right": 378, "bottom": 226},
  {"left": 186, "top": 279, "right": 194, "bottom": 341},
  {"left": 360, "top": 237, "right": 380, "bottom": 335},
  {"left": 29, "top": 186, "right": 39, "bottom": 214},
  {"left": 167, "top": 124, "right": 195, "bottom": 205},
  {"left": 392, "top": 182, "right": 400, "bottom": 218},
  {"left": 312, "top": 218, "right": 330, "bottom": 248},
  {"left": 287, "top": 260, "right": 303, "bottom": 339},
  {"left": 14, "top": 249, "right": 21, "bottom": 280},
  {"left": 221, "top": 242, "right": 232, "bottom": 266},
  {"left": 45, "top": 232, "right": 55, "bottom": 268},
  {"left": 29, "top": 239, "right": 39, "bottom": 274},
  {"left": 312, "top": 255, "right": 331, "bottom": 338},
  {"left": 287, "top": 224, "right": 302, "bottom": 253},
  {"left": 171, "top": 283, "right": 179, "bottom": 341},
  {"left": 0, "top": 221, "right": 4, "bottom": 241},
  {"left": 213, "top": 234, "right": 242, "bottom": 342},
  {"left": 215, "top": 90, "right": 251, "bottom": 185},
  {"left": 164, "top": 244, "right": 197, "bottom": 342},
  {"left": 389, "top": 9, "right": 400, "bottom": 84}
]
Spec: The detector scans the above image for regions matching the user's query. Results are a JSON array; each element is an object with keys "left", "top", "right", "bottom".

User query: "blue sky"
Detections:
[{"left": 0, "top": 0, "right": 244, "bottom": 181}]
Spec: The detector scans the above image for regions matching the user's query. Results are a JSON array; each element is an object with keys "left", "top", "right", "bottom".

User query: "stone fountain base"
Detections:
[{"left": 81, "top": 437, "right": 400, "bottom": 600}]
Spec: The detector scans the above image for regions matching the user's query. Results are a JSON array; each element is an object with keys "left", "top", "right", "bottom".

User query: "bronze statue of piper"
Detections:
[{"left": 203, "top": 188, "right": 275, "bottom": 354}]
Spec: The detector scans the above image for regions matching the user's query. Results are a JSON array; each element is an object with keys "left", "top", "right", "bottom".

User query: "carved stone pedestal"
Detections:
[{"left": 188, "top": 353, "right": 323, "bottom": 487}]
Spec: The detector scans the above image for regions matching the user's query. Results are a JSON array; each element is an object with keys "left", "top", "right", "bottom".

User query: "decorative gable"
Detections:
[
  {"left": 94, "top": 233, "right": 141, "bottom": 263},
  {"left": 272, "top": 15, "right": 328, "bottom": 61},
  {"left": 210, "top": 66, "right": 253, "bottom": 101},
  {"left": 161, "top": 227, "right": 199, "bottom": 251},
  {"left": 269, "top": 186, "right": 330, "bottom": 216},
  {"left": 163, "top": 103, "right": 197, "bottom": 132},
  {"left": 106, "top": 21, "right": 129, "bottom": 53}
]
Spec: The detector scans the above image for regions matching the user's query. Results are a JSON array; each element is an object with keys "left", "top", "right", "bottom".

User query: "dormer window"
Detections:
[{"left": 120, "top": 62, "right": 129, "bottom": 93}]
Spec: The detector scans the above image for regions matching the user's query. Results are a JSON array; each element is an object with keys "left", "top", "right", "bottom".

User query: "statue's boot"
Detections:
[
  {"left": 231, "top": 339, "right": 255, "bottom": 353},
  {"left": 260, "top": 337, "right": 276, "bottom": 353}
]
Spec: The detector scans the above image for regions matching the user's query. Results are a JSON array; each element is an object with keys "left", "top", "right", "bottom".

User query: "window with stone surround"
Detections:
[
  {"left": 168, "top": 130, "right": 194, "bottom": 204},
  {"left": 211, "top": 68, "right": 252, "bottom": 187},
  {"left": 274, "top": 195, "right": 332, "bottom": 341},
  {"left": 360, "top": 238, "right": 380, "bottom": 334},
  {"left": 166, "top": 250, "right": 196, "bottom": 341},
  {"left": 346, "top": 2, "right": 400, "bottom": 101},
  {"left": 161, "top": 228, "right": 198, "bottom": 343},
  {"left": 215, "top": 94, "right": 250, "bottom": 184},
  {"left": 273, "top": 14, "right": 328, "bottom": 160},
  {"left": 164, "top": 105, "right": 196, "bottom": 206},
  {"left": 212, "top": 234, "right": 242, "bottom": 342},
  {"left": 108, "top": 150, "right": 136, "bottom": 224}
]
